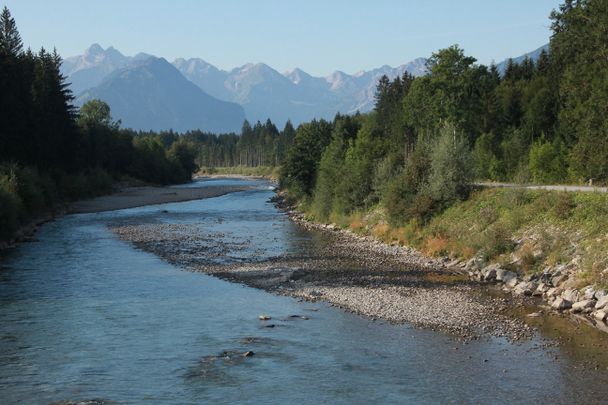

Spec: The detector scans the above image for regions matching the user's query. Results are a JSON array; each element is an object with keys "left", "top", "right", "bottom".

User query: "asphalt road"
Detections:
[{"left": 474, "top": 182, "right": 608, "bottom": 193}]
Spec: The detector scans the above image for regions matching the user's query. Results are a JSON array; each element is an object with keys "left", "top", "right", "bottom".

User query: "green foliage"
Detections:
[
  {"left": 427, "top": 123, "right": 473, "bottom": 207},
  {"left": 280, "top": 120, "right": 332, "bottom": 198},
  {"left": 168, "top": 140, "right": 198, "bottom": 180},
  {"left": 383, "top": 139, "right": 432, "bottom": 224},
  {"left": 0, "top": 6, "right": 202, "bottom": 242},
  {"left": 473, "top": 132, "right": 500, "bottom": 180},
  {"left": 551, "top": 0, "right": 608, "bottom": 181},
  {"left": 528, "top": 137, "right": 568, "bottom": 183},
  {"left": 78, "top": 99, "right": 118, "bottom": 128},
  {"left": 498, "top": 128, "right": 528, "bottom": 181}
]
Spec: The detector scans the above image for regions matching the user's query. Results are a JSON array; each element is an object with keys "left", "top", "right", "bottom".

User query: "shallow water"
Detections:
[{"left": 0, "top": 179, "right": 607, "bottom": 404}]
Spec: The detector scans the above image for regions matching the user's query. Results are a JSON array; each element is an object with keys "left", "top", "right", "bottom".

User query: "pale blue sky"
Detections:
[{"left": 3, "top": 0, "right": 561, "bottom": 76}]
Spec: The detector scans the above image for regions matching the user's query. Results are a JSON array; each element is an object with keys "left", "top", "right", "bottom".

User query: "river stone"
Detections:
[
  {"left": 534, "top": 283, "right": 549, "bottom": 296},
  {"left": 481, "top": 264, "right": 499, "bottom": 282},
  {"left": 593, "top": 310, "right": 607, "bottom": 322},
  {"left": 571, "top": 299, "right": 596, "bottom": 313},
  {"left": 514, "top": 281, "right": 536, "bottom": 296},
  {"left": 545, "top": 287, "right": 558, "bottom": 298},
  {"left": 539, "top": 270, "right": 553, "bottom": 284},
  {"left": 582, "top": 286, "right": 596, "bottom": 300},
  {"left": 595, "top": 290, "right": 607, "bottom": 301},
  {"left": 506, "top": 277, "right": 520, "bottom": 288},
  {"left": 496, "top": 269, "right": 517, "bottom": 283},
  {"left": 551, "top": 297, "right": 572, "bottom": 310},
  {"left": 595, "top": 295, "right": 608, "bottom": 310},
  {"left": 562, "top": 289, "right": 580, "bottom": 303},
  {"left": 551, "top": 274, "right": 567, "bottom": 287}
]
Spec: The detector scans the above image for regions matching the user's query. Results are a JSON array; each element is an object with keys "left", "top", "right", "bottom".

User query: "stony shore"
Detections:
[
  {"left": 273, "top": 192, "right": 608, "bottom": 335},
  {"left": 110, "top": 193, "right": 539, "bottom": 340},
  {"left": 1, "top": 183, "right": 251, "bottom": 254},
  {"left": 69, "top": 184, "right": 251, "bottom": 214}
]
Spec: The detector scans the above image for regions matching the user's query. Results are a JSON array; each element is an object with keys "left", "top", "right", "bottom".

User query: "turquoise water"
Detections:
[{"left": 0, "top": 179, "right": 606, "bottom": 404}]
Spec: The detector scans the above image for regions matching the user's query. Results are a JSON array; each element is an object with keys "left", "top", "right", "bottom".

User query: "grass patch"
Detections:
[{"left": 296, "top": 186, "right": 608, "bottom": 289}]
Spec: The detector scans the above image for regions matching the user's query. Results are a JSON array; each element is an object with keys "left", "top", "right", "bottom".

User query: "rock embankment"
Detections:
[
  {"left": 273, "top": 192, "right": 608, "bottom": 333},
  {"left": 468, "top": 260, "right": 608, "bottom": 330}
]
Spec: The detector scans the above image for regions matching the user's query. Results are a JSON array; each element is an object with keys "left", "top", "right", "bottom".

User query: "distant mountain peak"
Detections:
[
  {"left": 76, "top": 57, "right": 244, "bottom": 133},
  {"left": 67, "top": 42, "right": 547, "bottom": 130},
  {"left": 84, "top": 43, "right": 104, "bottom": 56}
]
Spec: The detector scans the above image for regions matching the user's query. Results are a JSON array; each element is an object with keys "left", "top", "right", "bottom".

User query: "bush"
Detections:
[
  {"left": 427, "top": 122, "right": 472, "bottom": 207},
  {"left": 552, "top": 192, "right": 575, "bottom": 220},
  {"left": 473, "top": 132, "right": 501, "bottom": 180},
  {"left": 528, "top": 137, "right": 568, "bottom": 183},
  {"left": 0, "top": 170, "right": 22, "bottom": 240}
]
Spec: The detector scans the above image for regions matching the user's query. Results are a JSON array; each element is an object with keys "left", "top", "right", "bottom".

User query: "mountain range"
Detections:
[
  {"left": 77, "top": 57, "right": 245, "bottom": 133},
  {"left": 65, "top": 44, "right": 546, "bottom": 133},
  {"left": 65, "top": 44, "right": 428, "bottom": 132}
]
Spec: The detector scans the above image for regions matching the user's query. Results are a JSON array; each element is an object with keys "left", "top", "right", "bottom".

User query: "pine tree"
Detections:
[{"left": 0, "top": 6, "right": 23, "bottom": 57}]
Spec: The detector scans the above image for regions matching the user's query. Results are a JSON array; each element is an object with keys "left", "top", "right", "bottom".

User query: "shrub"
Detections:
[
  {"left": 528, "top": 137, "right": 568, "bottom": 183},
  {"left": 552, "top": 192, "right": 575, "bottom": 220},
  {"left": 427, "top": 123, "right": 472, "bottom": 208},
  {"left": 0, "top": 182, "right": 21, "bottom": 240}
]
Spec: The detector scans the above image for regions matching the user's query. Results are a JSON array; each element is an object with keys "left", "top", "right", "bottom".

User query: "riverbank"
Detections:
[
  {"left": 109, "top": 188, "right": 535, "bottom": 340},
  {"left": 279, "top": 187, "right": 608, "bottom": 333},
  {"left": 69, "top": 184, "right": 252, "bottom": 214},
  {"left": 0, "top": 182, "right": 253, "bottom": 254}
]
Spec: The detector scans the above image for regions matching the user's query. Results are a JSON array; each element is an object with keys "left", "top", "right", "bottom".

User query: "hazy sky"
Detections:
[{"left": 3, "top": 0, "right": 561, "bottom": 76}]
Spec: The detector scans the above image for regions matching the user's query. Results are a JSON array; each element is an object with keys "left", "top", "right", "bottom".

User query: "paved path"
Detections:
[{"left": 475, "top": 182, "right": 608, "bottom": 193}]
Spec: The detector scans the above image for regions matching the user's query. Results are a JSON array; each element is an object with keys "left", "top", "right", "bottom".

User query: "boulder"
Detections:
[
  {"left": 571, "top": 299, "right": 596, "bottom": 313},
  {"left": 539, "top": 269, "right": 553, "bottom": 284},
  {"left": 514, "top": 281, "right": 536, "bottom": 296},
  {"left": 592, "top": 310, "right": 607, "bottom": 322},
  {"left": 595, "top": 290, "right": 607, "bottom": 301},
  {"left": 506, "top": 277, "right": 520, "bottom": 288},
  {"left": 534, "top": 283, "right": 549, "bottom": 297},
  {"left": 582, "top": 286, "right": 596, "bottom": 300},
  {"left": 595, "top": 295, "right": 608, "bottom": 310},
  {"left": 496, "top": 268, "right": 517, "bottom": 283},
  {"left": 545, "top": 287, "right": 558, "bottom": 298},
  {"left": 562, "top": 289, "right": 580, "bottom": 303},
  {"left": 551, "top": 274, "right": 567, "bottom": 287},
  {"left": 481, "top": 264, "right": 499, "bottom": 282},
  {"left": 551, "top": 297, "right": 573, "bottom": 310},
  {"left": 464, "top": 258, "right": 478, "bottom": 271}
]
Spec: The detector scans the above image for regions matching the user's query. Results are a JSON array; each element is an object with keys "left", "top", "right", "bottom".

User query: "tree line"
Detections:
[
  {"left": 0, "top": 7, "right": 197, "bottom": 240},
  {"left": 0, "top": 5, "right": 296, "bottom": 241},
  {"left": 181, "top": 119, "right": 296, "bottom": 169},
  {"left": 280, "top": 0, "right": 608, "bottom": 226}
]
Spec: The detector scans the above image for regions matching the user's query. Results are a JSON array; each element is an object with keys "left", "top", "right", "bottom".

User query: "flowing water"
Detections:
[{"left": 0, "top": 179, "right": 607, "bottom": 404}]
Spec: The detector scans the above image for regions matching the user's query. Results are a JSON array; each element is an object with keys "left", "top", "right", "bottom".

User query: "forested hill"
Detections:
[
  {"left": 280, "top": 0, "right": 608, "bottom": 224},
  {"left": 0, "top": 7, "right": 197, "bottom": 241}
]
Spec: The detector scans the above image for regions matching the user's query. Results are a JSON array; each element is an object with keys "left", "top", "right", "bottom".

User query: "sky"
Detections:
[{"left": 3, "top": 0, "right": 561, "bottom": 76}]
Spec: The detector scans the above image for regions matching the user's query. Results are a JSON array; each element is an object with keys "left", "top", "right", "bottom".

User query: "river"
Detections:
[{"left": 0, "top": 178, "right": 606, "bottom": 404}]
